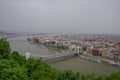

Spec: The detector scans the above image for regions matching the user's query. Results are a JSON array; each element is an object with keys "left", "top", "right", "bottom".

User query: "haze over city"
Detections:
[{"left": 0, "top": 0, "right": 120, "bottom": 34}]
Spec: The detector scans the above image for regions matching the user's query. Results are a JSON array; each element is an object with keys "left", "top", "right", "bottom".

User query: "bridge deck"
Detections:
[
  {"left": 42, "top": 53, "right": 78, "bottom": 61},
  {"left": 27, "top": 52, "right": 79, "bottom": 62}
]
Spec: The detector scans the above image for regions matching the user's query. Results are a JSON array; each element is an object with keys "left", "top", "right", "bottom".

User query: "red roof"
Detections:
[{"left": 93, "top": 48, "right": 103, "bottom": 51}]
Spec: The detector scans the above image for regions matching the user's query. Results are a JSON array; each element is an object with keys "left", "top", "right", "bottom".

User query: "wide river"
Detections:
[{"left": 8, "top": 36, "right": 120, "bottom": 76}]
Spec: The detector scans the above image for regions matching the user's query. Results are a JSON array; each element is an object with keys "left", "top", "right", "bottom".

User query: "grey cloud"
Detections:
[{"left": 0, "top": 0, "right": 120, "bottom": 34}]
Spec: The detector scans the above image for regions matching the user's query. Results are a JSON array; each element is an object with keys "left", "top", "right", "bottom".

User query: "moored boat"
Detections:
[
  {"left": 108, "top": 61, "right": 120, "bottom": 67},
  {"left": 80, "top": 55, "right": 101, "bottom": 63}
]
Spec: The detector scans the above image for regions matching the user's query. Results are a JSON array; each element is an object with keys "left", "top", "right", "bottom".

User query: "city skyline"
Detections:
[{"left": 0, "top": 0, "right": 120, "bottom": 34}]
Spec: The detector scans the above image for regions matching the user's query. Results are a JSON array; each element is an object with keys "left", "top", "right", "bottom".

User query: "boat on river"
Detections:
[
  {"left": 108, "top": 61, "right": 120, "bottom": 67},
  {"left": 80, "top": 55, "right": 101, "bottom": 63},
  {"left": 41, "top": 45, "right": 46, "bottom": 48}
]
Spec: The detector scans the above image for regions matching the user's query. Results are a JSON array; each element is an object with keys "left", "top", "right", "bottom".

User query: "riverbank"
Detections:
[
  {"left": 79, "top": 54, "right": 120, "bottom": 68},
  {"left": 30, "top": 40, "right": 120, "bottom": 68}
]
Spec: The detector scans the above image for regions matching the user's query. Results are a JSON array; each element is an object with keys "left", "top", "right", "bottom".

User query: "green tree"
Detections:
[
  {"left": 10, "top": 51, "right": 26, "bottom": 65},
  {"left": 57, "top": 70, "right": 78, "bottom": 80},
  {"left": 82, "top": 46, "right": 87, "bottom": 51},
  {"left": 0, "top": 39, "right": 10, "bottom": 58},
  {"left": 107, "top": 71, "right": 120, "bottom": 80},
  {"left": 0, "top": 59, "right": 28, "bottom": 80}
]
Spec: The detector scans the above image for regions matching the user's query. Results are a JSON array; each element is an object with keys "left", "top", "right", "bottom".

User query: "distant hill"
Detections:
[{"left": 0, "top": 30, "right": 14, "bottom": 35}]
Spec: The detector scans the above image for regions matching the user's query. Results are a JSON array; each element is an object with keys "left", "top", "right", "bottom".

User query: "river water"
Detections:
[{"left": 8, "top": 36, "right": 120, "bottom": 76}]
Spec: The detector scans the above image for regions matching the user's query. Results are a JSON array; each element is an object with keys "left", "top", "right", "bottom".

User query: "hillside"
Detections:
[{"left": 0, "top": 30, "right": 14, "bottom": 35}]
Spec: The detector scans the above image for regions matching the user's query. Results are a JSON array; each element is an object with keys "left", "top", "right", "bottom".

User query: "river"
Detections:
[{"left": 8, "top": 36, "right": 120, "bottom": 76}]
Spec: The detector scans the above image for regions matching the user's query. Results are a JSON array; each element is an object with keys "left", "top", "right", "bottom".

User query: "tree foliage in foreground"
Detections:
[{"left": 0, "top": 39, "right": 120, "bottom": 80}]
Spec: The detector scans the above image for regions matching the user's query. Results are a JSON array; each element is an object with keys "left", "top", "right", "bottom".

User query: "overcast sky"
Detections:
[{"left": 0, "top": 0, "right": 120, "bottom": 34}]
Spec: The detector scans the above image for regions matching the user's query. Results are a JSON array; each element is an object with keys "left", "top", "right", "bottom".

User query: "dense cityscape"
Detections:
[{"left": 28, "top": 34, "right": 120, "bottom": 66}]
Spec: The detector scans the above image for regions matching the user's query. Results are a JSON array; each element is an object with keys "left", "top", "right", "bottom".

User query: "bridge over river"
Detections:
[
  {"left": 41, "top": 52, "right": 79, "bottom": 62},
  {"left": 26, "top": 52, "right": 79, "bottom": 62}
]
